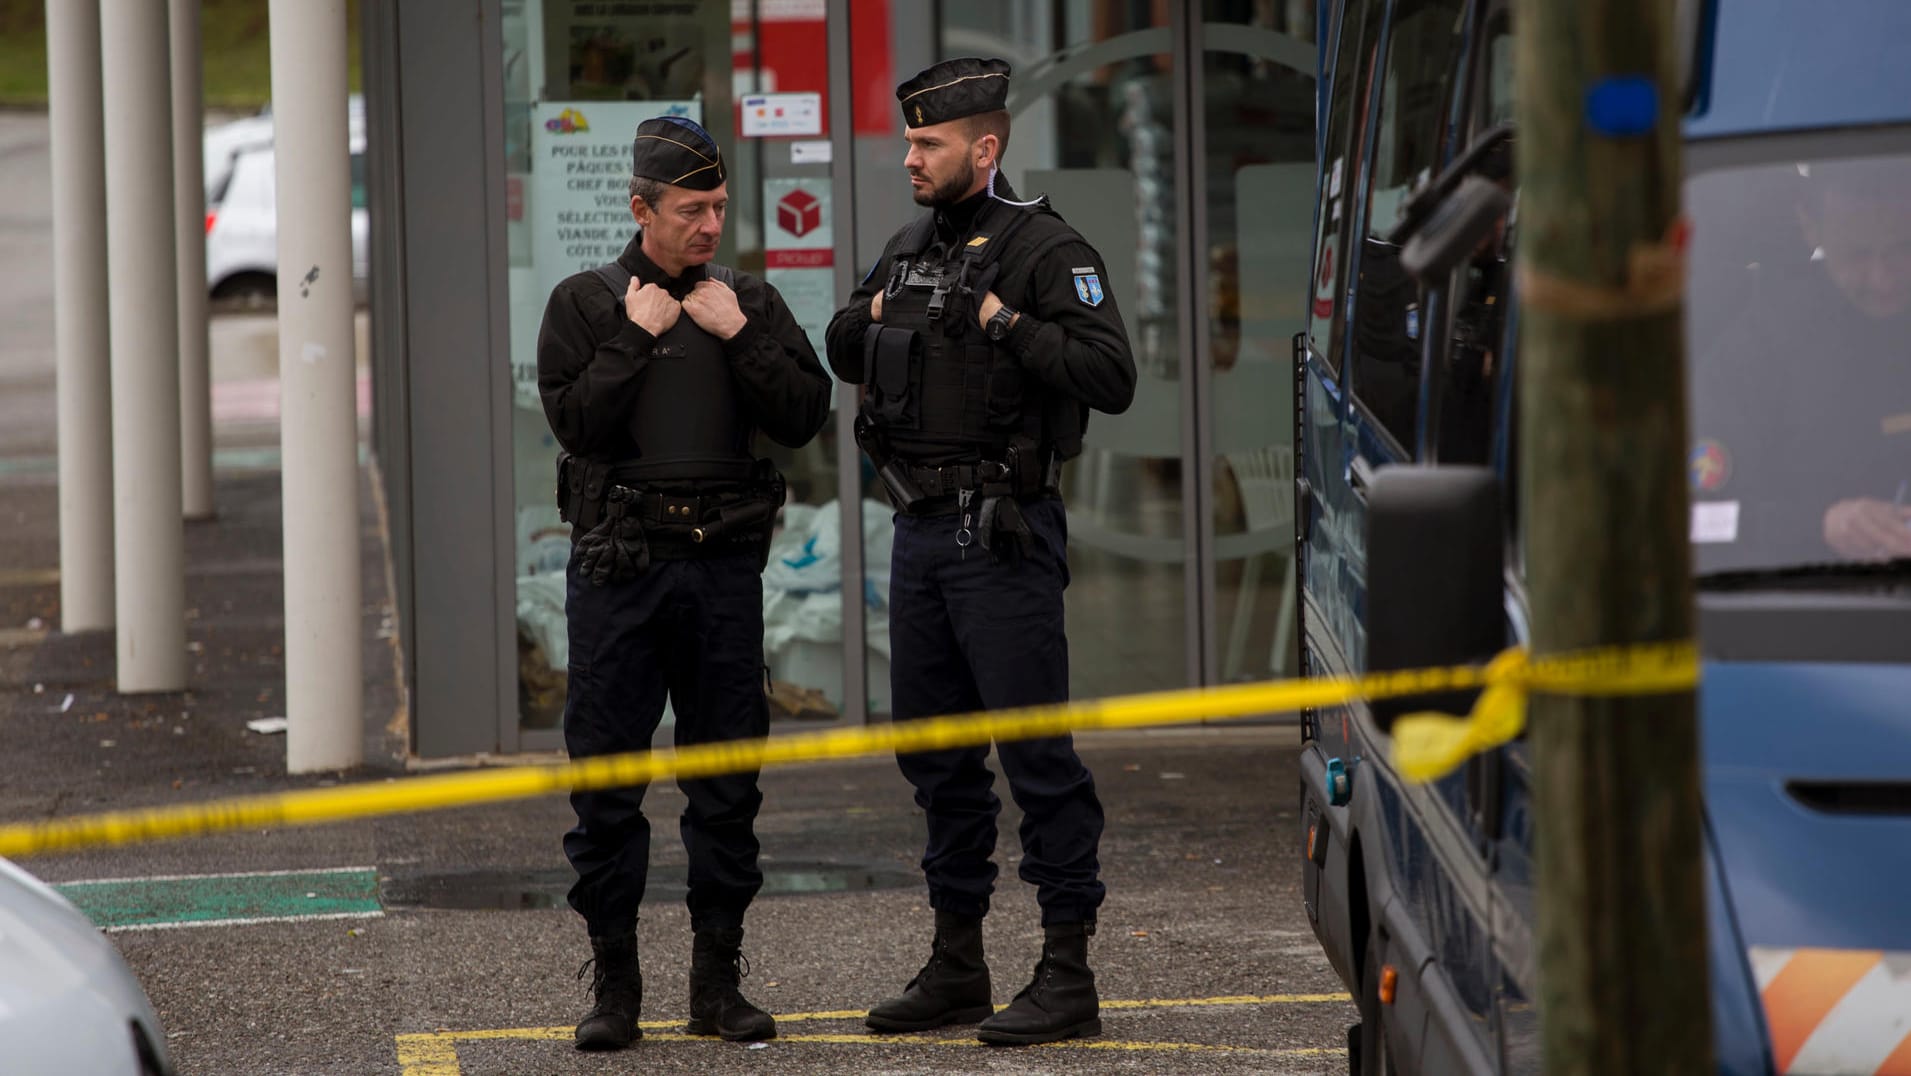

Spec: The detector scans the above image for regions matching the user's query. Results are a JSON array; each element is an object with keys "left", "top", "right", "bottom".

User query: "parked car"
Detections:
[
  {"left": 1296, "top": 0, "right": 1911, "bottom": 1072},
  {"left": 203, "top": 95, "right": 368, "bottom": 308},
  {"left": 0, "top": 857, "right": 174, "bottom": 1075}
]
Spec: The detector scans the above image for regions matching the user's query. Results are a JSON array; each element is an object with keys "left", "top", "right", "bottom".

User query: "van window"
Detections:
[
  {"left": 1436, "top": 12, "right": 1514, "bottom": 466},
  {"left": 351, "top": 152, "right": 367, "bottom": 210},
  {"left": 1305, "top": 0, "right": 1383, "bottom": 375},
  {"left": 1350, "top": 0, "right": 1468, "bottom": 454},
  {"left": 1687, "top": 144, "right": 1911, "bottom": 574}
]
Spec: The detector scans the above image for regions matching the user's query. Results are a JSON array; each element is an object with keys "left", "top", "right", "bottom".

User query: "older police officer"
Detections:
[
  {"left": 538, "top": 115, "right": 831, "bottom": 1051},
  {"left": 824, "top": 58, "right": 1137, "bottom": 1046}
]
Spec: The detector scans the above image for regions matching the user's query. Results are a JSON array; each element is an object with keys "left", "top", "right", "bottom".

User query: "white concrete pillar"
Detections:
[
  {"left": 269, "top": 0, "right": 362, "bottom": 772},
  {"left": 46, "top": 0, "right": 114, "bottom": 633},
  {"left": 172, "top": 0, "right": 213, "bottom": 520},
  {"left": 101, "top": 0, "right": 186, "bottom": 691}
]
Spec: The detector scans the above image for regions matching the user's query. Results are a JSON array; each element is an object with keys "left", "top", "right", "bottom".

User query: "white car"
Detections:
[
  {"left": 203, "top": 96, "right": 368, "bottom": 307},
  {"left": 0, "top": 858, "right": 174, "bottom": 1075}
]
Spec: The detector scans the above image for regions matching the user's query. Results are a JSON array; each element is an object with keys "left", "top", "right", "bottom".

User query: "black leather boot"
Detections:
[
  {"left": 686, "top": 927, "right": 777, "bottom": 1041},
  {"left": 574, "top": 931, "right": 642, "bottom": 1051},
  {"left": 976, "top": 921, "right": 1101, "bottom": 1045},
  {"left": 866, "top": 910, "right": 994, "bottom": 1032}
]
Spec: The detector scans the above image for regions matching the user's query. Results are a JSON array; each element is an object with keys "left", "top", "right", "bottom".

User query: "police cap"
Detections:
[
  {"left": 896, "top": 57, "right": 1011, "bottom": 130},
  {"left": 630, "top": 115, "right": 726, "bottom": 190}
]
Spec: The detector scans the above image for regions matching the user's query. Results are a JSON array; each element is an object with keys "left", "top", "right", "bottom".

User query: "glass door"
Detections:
[
  {"left": 939, "top": 1, "right": 1188, "bottom": 700},
  {"left": 849, "top": 1, "right": 1317, "bottom": 701},
  {"left": 1200, "top": 1, "right": 1317, "bottom": 683},
  {"left": 500, "top": 0, "right": 850, "bottom": 745}
]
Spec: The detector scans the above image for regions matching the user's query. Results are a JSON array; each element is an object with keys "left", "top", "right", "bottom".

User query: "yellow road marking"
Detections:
[
  {"left": 1102, "top": 993, "right": 1352, "bottom": 1008},
  {"left": 391, "top": 1035, "right": 460, "bottom": 1076},
  {"left": 393, "top": 993, "right": 1354, "bottom": 1074}
]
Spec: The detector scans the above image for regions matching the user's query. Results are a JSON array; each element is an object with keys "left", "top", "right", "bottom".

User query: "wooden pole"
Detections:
[{"left": 1514, "top": 0, "right": 1713, "bottom": 1071}]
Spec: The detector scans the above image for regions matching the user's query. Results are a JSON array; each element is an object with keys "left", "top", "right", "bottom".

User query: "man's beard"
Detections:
[{"left": 912, "top": 161, "right": 976, "bottom": 207}]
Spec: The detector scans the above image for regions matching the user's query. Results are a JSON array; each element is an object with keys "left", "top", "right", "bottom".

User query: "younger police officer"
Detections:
[
  {"left": 537, "top": 116, "right": 831, "bottom": 1052},
  {"left": 823, "top": 58, "right": 1137, "bottom": 1046}
]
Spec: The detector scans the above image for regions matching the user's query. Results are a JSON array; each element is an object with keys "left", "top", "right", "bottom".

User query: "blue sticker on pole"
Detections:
[{"left": 1585, "top": 76, "right": 1660, "bottom": 136}]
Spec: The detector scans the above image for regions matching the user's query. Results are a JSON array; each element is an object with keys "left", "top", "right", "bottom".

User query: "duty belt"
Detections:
[
  {"left": 609, "top": 484, "right": 779, "bottom": 545},
  {"left": 905, "top": 456, "right": 1063, "bottom": 501}
]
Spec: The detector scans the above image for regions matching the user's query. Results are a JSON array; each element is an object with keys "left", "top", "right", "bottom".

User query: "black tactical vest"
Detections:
[
  {"left": 594, "top": 262, "right": 755, "bottom": 485},
  {"left": 860, "top": 199, "right": 1055, "bottom": 464}
]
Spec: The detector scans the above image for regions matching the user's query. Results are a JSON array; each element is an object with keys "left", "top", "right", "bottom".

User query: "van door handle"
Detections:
[{"left": 1348, "top": 455, "right": 1377, "bottom": 500}]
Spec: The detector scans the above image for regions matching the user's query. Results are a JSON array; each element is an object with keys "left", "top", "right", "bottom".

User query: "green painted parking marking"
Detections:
[{"left": 54, "top": 866, "right": 382, "bottom": 932}]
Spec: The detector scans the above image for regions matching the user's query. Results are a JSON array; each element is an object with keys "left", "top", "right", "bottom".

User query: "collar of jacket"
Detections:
[{"left": 617, "top": 231, "right": 710, "bottom": 299}]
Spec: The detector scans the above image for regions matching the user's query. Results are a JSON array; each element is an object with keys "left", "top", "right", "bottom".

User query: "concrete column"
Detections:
[
  {"left": 46, "top": 0, "right": 114, "bottom": 632},
  {"left": 173, "top": 0, "right": 213, "bottom": 520},
  {"left": 269, "top": 0, "right": 362, "bottom": 772},
  {"left": 101, "top": 0, "right": 186, "bottom": 691}
]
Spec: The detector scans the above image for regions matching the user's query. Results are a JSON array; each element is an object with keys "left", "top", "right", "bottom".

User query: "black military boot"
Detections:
[
  {"left": 866, "top": 910, "right": 994, "bottom": 1032},
  {"left": 685, "top": 927, "right": 777, "bottom": 1041},
  {"left": 573, "top": 931, "right": 642, "bottom": 1051},
  {"left": 976, "top": 921, "right": 1101, "bottom": 1045}
]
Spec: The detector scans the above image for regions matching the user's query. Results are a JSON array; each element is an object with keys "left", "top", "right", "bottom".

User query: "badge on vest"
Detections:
[{"left": 1072, "top": 268, "right": 1104, "bottom": 307}]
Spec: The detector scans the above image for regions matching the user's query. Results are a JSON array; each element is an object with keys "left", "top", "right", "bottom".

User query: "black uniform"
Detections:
[
  {"left": 824, "top": 181, "right": 1136, "bottom": 927},
  {"left": 539, "top": 232, "right": 831, "bottom": 938}
]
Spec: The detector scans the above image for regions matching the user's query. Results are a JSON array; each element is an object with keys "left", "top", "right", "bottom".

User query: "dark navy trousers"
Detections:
[
  {"left": 887, "top": 496, "right": 1107, "bottom": 926},
  {"left": 562, "top": 551, "right": 768, "bottom": 937}
]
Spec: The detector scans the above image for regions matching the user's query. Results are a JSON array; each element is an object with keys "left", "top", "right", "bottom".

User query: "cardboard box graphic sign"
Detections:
[{"left": 777, "top": 189, "right": 821, "bottom": 238}]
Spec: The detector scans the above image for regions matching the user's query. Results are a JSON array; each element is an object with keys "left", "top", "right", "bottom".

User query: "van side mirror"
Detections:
[
  {"left": 1400, "top": 176, "right": 1511, "bottom": 284},
  {"left": 1365, "top": 466, "right": 1504, "bottom": 731}
]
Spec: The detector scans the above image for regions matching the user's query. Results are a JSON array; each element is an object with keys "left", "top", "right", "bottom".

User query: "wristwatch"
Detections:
[{"left": 985, "top": 304, "right": 1019, "bottom": 341}]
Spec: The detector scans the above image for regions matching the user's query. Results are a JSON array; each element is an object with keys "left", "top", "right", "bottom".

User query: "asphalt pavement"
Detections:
[{"left": 0, "top": 108, "right": 1356, "bottom": 1075}]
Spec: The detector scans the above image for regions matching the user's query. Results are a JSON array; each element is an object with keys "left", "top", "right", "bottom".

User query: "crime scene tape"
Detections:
[{"left": 0, "top": 641, "right": 1699, "bottom": 859}]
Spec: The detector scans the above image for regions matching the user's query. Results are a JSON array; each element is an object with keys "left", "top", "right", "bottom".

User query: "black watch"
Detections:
[{"left": 985, "top": 305, "right": 1019, "bottom": 341}]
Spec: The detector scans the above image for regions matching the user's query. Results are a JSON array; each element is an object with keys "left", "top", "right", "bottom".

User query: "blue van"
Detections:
[{"left": 1295, "top": 0, "right": 1911, "bottom": 1072}]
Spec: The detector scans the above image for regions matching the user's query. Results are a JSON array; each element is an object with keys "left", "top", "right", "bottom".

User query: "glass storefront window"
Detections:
[
  {"left": 502, "top": 0, "right": 845, "bottom": 736},
  {"left": 1204, "top": 0, "right": 1316, "bottom": 682},
  {"left": 891, "top": 2, "right": 1184, "bottom": 702}
]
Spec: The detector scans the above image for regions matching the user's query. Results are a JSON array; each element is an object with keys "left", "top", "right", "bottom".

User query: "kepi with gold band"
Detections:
[
  {"left": 896, "top": 56, "right": 1010, "bottom": 129},
  {"left": 629, "top": 115, "right": 725, "bottom": 190}
]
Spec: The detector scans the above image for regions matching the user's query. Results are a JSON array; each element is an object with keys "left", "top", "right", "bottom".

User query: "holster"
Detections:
[
  {"left": 556, "top": 451, "right": 613, "bottom": 532},
  {"left": 854, "top": 413, "right": 927, "bottom": 512},
  {"left": 975, "top": 440, "right": 1037, "bottom": 561}
]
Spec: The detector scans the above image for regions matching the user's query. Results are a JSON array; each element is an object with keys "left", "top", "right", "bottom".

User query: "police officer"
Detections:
[
  {"left": 537, "top": 115, "right": 831, "bottom": 1052},
  {"left": 823, "top": 58, "right": 1137, "bottom": 1046}
]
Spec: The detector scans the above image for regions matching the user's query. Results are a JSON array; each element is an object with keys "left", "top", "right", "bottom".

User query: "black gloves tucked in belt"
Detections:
[{"left": 576, "top": 495, "right": 649, "bottom": 585}]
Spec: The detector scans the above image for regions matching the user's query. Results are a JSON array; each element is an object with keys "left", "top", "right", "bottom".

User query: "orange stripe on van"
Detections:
[
  {"left": 1877, "top": 1026, "right": 1911, "bottom": 1076},
  {"left": 1762, "top": 949, "right": 1884, "bottom": 1072}
]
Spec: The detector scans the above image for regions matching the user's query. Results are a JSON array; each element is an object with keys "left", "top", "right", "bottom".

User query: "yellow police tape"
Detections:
[{"left": 0, "top": 641, "right": 1700, "bottom": 859}]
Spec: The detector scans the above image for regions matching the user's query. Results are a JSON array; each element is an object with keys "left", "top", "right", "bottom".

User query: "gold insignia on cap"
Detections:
[{"left": 914, "top": 105, "right": 923, "bottom": 124}]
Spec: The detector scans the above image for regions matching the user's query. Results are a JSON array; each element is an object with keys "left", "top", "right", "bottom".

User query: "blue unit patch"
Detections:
[{"left": 1073, "top": 270, "right": 1104, "bottom": 307}]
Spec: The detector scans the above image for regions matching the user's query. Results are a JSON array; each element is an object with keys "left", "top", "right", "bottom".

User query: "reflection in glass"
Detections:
[{"left": 1205, "top": 2, "right": 1317, "bottom": 682}]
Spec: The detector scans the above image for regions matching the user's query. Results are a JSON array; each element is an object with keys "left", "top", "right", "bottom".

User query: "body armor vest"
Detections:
[
  {"left": 596, "top": 262, "right": 755, "bottom": 485},
  {"left": 860, "top": 200, "right": 1052, "bottom": 465}
]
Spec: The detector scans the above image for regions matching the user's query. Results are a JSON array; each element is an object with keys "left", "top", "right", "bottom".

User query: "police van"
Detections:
[{"left": 1295, "top": 0, "right": 1911, "bottom": 1072}]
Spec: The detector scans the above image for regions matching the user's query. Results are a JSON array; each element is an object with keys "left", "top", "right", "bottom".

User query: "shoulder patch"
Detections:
[{"left": 1072, "top": 269, "right": 1105, "bottom": 307}]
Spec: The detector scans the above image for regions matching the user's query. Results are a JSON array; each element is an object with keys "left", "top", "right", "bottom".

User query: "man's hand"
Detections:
[
  {"left": 683, "top": 279, "right": 747, "bottom": 340},
  {"left": 627, "top": 281, "right": 681, "bottom": 337},
  {"left": 976, "top": 290, "right": 1012, "bottom": 330},
  {"left": 1823, "top": 497, "right": 1911, "bottom": 560},
  {"left": 870, "top": 291, "right": 883, "bottom": 322}
]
